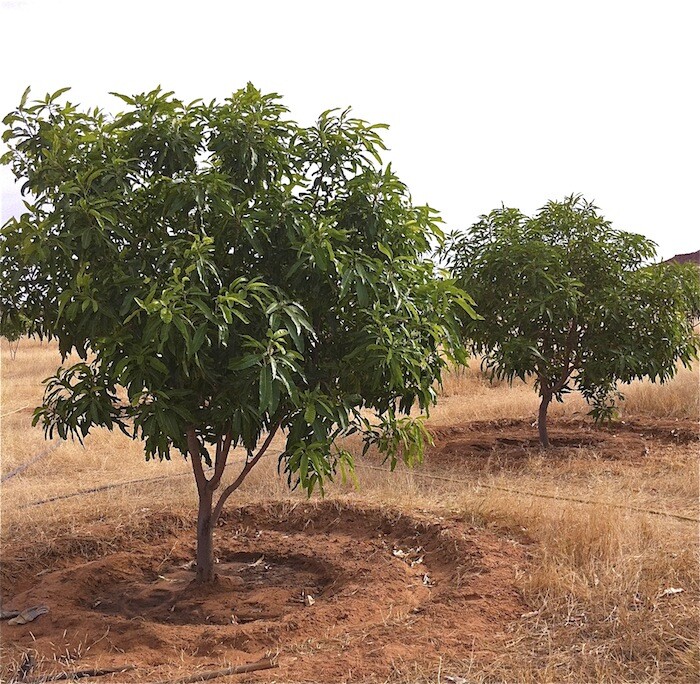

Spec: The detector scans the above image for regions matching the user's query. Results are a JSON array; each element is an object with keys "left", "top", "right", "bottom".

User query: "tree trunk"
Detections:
[
  {"left": 187, "top": 424, "right": 280, "bottom": 584},
  {"left": 538, "top": 390, "right": 552, "bottom": 448},
  {"left": 195, "top": 487, "right": 216, "bottom": 584}
]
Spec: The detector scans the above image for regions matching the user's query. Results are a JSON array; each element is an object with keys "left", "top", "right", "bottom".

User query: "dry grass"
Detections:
[
  {"left": 468, "top": 497, "right": 697, "bottom": 681},
  {"left": 620, "top": 367, "right": 700, "bottom": 419},
  {"left": 434, "top": 357, "right": 699, "bottom": 424},
  {"left": 1, "top": 338, "right": 699, "bottom": 682}
]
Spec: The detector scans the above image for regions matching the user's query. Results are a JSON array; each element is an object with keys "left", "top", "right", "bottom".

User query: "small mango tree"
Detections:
[
  {"left": 444, "top": 195, "right": 700, "bottom": 447},
  {"left": 0, "top": 313, "right": 29, "bottom": 359},
  {"left": 1, "top": 86, "right": 473, "bottom": 582}
]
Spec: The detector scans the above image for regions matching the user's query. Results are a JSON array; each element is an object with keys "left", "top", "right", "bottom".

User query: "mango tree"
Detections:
[
  {"left": 444, "top": 195, "right": 700, "bottom": 447},
  {"left": 1, "top": 86, "right": 473, "bottom": 582}
]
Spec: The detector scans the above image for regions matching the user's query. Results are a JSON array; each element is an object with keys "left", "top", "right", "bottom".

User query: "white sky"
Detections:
[{"left": 0, "top": 0, "right": 697, "bottom": 260}]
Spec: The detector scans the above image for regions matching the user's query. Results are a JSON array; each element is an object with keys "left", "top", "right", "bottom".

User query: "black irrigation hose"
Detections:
[
  {"left": 13, "top": 457, "right": 699, "bottom": 524},
  {"left": 1, "top": 440, "right": 65, "bottom": 483},
  {"left": 17, "top": 469, "right": 194, "bottom": 508},
  {"left": 15, "top": 452, "right": 284, "bottom": 509},
  {"left": 355, "top": 464, "right": 700, "bottom": 524}
]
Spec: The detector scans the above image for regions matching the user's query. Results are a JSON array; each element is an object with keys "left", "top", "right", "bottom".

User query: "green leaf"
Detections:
[
  {"left": 259, "top": 364, "right": 272, "bottom": 411},
  {"left": 229, "top": 355, "right": 261, "bottom": 371},
  {"left": 19, "top": 86, "right": 31, "bottom": 108},
  {"left": 304, "top": 404, "right": 316, "bottom": 425}
]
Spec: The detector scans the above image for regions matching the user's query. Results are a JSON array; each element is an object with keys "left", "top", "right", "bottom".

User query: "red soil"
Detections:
[
  {"left": 427, "top": 417, "right": 699, "bottom": 471},
  {"left": 0, "top": 501, "right": 528, "bottom": 683}
]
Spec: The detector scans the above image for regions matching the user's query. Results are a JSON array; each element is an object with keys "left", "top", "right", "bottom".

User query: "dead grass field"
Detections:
[{"left": 1, "top": 338, "right": 698, "bottom": 683}]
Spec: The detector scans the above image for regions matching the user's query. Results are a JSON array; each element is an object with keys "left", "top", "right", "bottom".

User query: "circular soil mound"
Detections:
[
  {"left": 428, "top": 417, "right": 699, "bottom": 470},
  {"left": 1, "top": 501, "right": 527, "bottom": 682}
]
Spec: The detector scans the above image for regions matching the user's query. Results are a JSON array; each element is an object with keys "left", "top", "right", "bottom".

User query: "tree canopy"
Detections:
[
  {"left": 1, "top": 85, "right": 473, "bottom": 581},
  {"left": 444, "top": 195, "right": 700, "bottom": 447}
]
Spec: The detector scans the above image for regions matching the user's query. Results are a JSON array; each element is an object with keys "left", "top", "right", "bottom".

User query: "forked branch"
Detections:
[
  {"left": 211, "top": 430, "right": 233, "bottom": 489},
  {"left": 186, "top": 427, "right": 207, "bottom": 494},
  {"left": 212, "top": 422, "right": 281, "bottom": 522}
]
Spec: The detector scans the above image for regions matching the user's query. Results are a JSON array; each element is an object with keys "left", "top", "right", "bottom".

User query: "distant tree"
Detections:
[
  {"left": 444, "top": 195, "right": 700, "bottom": 447},
  {"left": 0, "top": 312, "right": 29, "bottom": 359},
  {"left": 1, "top": 86, "right": 473, "bottom": 583}
]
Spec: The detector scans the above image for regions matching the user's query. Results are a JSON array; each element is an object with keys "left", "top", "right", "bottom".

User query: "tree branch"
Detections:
[
  {"left": 210, "top": 430, "right": 232, "bottom": 490},
  {"left": 186, "top": 427, "right": 208, "bottom": 494},
  {"left": 154, "top": 659, "right": 276, "bottom": 684},
  {"left": 553, "top": 319, "right": 578, "bottom": 394},
  {"left": 212, "top": 422, "right": 281, "bottom": 523},
  {"left": 535, "top": 366, "right": 550, "bottom": 395}
]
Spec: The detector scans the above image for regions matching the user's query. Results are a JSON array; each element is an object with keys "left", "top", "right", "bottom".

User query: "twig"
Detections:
[
  {"left": 154, "top": 659, "right": 277, "bottom": 684},
  {"left": 16, "top": 651, "right": 35, "bottom": 681}
]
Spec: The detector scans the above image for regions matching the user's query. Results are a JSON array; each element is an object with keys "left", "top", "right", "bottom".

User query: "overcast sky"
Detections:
[{"left": 0, "top": 0, "right": 697, "bottom": 259}]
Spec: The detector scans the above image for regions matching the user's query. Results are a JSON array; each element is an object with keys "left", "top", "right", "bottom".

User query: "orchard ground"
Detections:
[{"left": 1, "top": 338, "right": 698, "bottom": 683}]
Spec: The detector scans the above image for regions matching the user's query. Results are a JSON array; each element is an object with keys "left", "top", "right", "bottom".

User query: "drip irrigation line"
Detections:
[
  {"left": 18, "top": 469, "right": 194, "bottom": 508},
  {"left": 0, "top": 404, "right": 32, "bottom": 418},
  {"left": 12, "top": 454, "right": 698, "bottom": 525},
  {"left": 16, "top": 451, "right": 284, "bottom": 509},
  {"left": 23, "top": 664, "right": 137, "bottom": 682},
  {"left": 354, "top": 464, "right": 700, "bottom": 524},
  {"left": 1, "top": 440, "right": 65, "bottom": 483}
]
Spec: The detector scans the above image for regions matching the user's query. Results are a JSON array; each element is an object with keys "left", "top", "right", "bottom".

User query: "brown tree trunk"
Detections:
[
  {"left": 187, "top": 424, "right": 280, "bottom": 584},
  {"left": 195, "top": 486, "right": 216, "bottom": 584},
  {"left": 538, "top": 390, "right": 552, "bottom": 448}
]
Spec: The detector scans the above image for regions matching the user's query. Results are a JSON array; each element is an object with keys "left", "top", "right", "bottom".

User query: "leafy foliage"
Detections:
[
  {"left": 1, "top": 85, "right": 473, "bottom": 493},
  {"left": 444, "top": 195, "right": 700, "bottom": 437}
]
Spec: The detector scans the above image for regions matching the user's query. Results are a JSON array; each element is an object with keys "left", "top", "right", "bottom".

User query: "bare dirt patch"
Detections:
[
  {"left": 428, "top": 417, "right": 699, "bottom": 471},
  {"left": 0, "top": 501, "right": 527, "bottom": 682}
]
